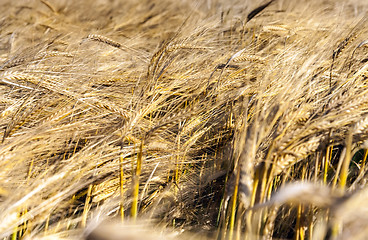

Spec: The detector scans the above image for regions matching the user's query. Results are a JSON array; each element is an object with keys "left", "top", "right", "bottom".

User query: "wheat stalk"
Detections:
[{"left": 87, "top": 34, "right": 122, "bottom": 48}]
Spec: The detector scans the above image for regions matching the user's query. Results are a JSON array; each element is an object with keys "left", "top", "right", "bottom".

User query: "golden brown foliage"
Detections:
[{"left": 1, "top": 0, "right": 368, "bottom": 239}]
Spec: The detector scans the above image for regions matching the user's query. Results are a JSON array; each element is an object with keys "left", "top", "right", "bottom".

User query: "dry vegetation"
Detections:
[{"left": 1, "top": 0, "right": 368, "bottom": 239}]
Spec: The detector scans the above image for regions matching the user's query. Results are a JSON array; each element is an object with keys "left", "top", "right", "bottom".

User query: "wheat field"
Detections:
[{"left": 1, "top": 0, "right": 368, "bottom": 239}]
